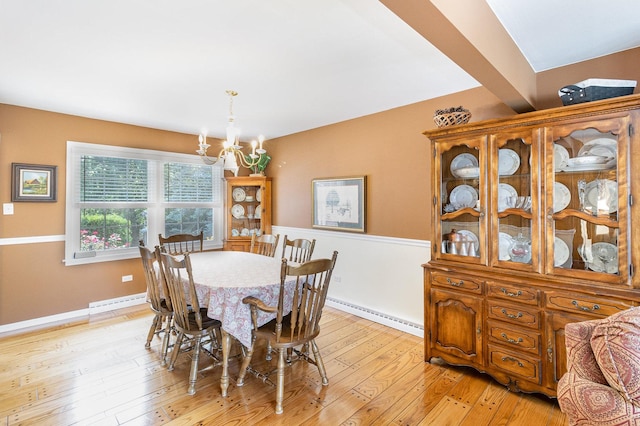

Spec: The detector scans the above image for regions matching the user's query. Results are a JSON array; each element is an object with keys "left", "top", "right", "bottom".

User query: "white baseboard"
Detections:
[
  {"left": 0, "top": 292, "right": 147, "bottom": 335},
  {"left": 326, "top": 297, "right": 424, "bottom": 338}
]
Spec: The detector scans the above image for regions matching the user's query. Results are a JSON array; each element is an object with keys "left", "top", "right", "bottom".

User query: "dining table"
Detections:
[{"left": 183, "top": 250, "right": 297, "bottom": 397}]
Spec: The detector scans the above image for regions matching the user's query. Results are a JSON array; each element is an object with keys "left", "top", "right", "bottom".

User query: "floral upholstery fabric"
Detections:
[
  {"left": 591, "top": 307, "right": 640, "bottom": 402},
  {"left": 565, "top": 318, "right": 608, "bottom": 385},
  {"left": 558, "top": 307, "right": 640, "bottom": 426}
]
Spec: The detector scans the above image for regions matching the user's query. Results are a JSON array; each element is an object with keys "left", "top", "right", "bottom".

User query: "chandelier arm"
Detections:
[
  {"left": 217, "top": 147, "right": 260, "bottom": 168},
  {"left": 237, "top": 152, "right": 260, "bottom": 168},
  {"left": 199, "top": 153, "right": 218, "bottom": 165}
]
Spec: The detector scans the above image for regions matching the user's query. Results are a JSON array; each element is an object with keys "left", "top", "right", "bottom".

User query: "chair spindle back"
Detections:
[
  {"left": 159, "top": 231, "right": 204, "bottom": 255},
  {"left": 250, "top": 233, "right": 280, "bottom": 257},
  {"left": 158, "top": 249, "right": 204, "bottom": 332},
  {"left": 281, "top": 235, "right": 316, "bottom": 263}
]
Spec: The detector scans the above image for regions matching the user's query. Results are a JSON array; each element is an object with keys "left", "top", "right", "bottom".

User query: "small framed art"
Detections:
[
  {"left": 312, "top": 176, "right": 366, "bottom": 233},
  {"left": 11, "top": 163, "right": 58, "bottom": 202}
]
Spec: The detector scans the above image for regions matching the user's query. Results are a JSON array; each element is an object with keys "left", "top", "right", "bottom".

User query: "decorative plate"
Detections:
[
  {"left": 450, "top": 153, "right": 479, "bottom": 177},
  {"left": 578, "top": 138, "right": 617, "bottom": 159},
  {"left": 232, "top": 187, "right": 246, "bottom": 202},
  {"left": 568, "top": 155, "right": 611, "bottom": 166},
  {"left": 554, "top": 237, "right": 570, "bottom": 267},
  {"left": 256, "top": 189, "right": 262, "bottom": 202},
  {"left": 498, "top": 149, "right": 520, "bottom": 175},
  {"left": 455, "top": 166, "right": 480, "bottom": 179},
  {"left": 588, "top": 242, "right": 618, "bottom": 273},
  {"left": 449, "top": 184, "right": 478, "bottom": 209},
  {"left": 561, "top": 160, "right": 616, "bottom": 172},
  {"left": 553, "top": 182, "right": 571, "bottom": 212},
  {"left": 255, "top": 204, "right": 262, "bottom": 219},
  {"left": 499, "top": 233, "right": 513, "bottom": 261},
  {"left": 554, "top": 144, "right": 570, "bottom": 171},
  {"left": 231, "top": 204, "right": 245, "bottom": 219},
  {"left": 585, "top": 179, "right": 618, "bottom": 214},
  {"left": 498, "top": 183, "right": 517, "bottom": 212}
]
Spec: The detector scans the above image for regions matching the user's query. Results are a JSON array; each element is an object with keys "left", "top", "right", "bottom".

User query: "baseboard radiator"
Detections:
[
  {"left": 326, "top": 297, "right": 424, "bottom": 338},
  {"left": 88, "top": 293, "right": 147, "bottom": 315},
  {"left": 0, "top": 293, "right": 147, "bottom": 335}
]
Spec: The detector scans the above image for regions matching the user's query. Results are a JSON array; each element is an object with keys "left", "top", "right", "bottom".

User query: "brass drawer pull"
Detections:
[
  {"left": 501, "top": 309, "right": 523, "bottom": 319},
  {"left": 500, "top": 288, "right": 522, "bottom": 298},
  {"left": 501, "top": 356, "right": 524, "bottom": 368},
  {"left": 501, "top": 333, "right": 523, "bottom": 344},
  {"left": 571, "top": 300, "right": 600, "bottom": 312},
  {"left": 446, "top": 278, "right": 464, "bottom": 287}
]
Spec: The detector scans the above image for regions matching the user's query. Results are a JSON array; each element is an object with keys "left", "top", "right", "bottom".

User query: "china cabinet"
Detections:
[
  {"left": 423, "top": 94, "right": 640, "bottom": 397},
  {"left": 224, "top": 176, "right": 272, "bottom": 252}
]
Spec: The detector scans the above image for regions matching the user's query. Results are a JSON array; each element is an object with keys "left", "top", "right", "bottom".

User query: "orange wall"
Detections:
[
  {"left": 267, "top": 86, "right": 514, "bottom": 239},
  {"left": 0, "top": 87, "right": 513, "bottom": 325},
  {"left": 536, "top": 48, "right": 640, "bottom": 110},
  {"left": 0, "top": 105, "right": 224, "bottom": 324}
]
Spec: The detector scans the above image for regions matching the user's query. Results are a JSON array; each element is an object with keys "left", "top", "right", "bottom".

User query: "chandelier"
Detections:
[{"left": 196, "top": 90, "right": 269, "bottom": 176}]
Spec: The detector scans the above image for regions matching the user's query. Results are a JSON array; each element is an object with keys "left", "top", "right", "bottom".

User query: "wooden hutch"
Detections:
[
  {"left": 422, "top": 94, "right": 640, "bottom": 397},
  {"left": 224, "top": 176, "right": 272, "bottom": 252}
]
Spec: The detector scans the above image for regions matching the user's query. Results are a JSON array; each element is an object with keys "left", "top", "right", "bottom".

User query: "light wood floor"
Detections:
[{"left": 0, "top": 305, "right": 568, "bottom": 425}]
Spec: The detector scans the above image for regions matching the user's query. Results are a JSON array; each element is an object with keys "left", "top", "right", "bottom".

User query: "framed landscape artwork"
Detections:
[
  {"left": 312, "top": 176, "right": 366, "bottom": 233},
  {"left": 11, "top": 163, "right": 58, "bottom": 202}
]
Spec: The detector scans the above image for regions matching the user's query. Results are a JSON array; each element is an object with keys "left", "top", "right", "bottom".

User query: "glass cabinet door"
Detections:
[
  {"left": 490, "top": 131, "right": 539, "bottom": 271},
  {"left": 228, "top": 182, "right": 265, "bottom": 239},
  {"left": 546, "top": 115, "right": 630, "bottom": 284},
  {"left": 435, "top": 136, "right": 487, "bottom": 263}
]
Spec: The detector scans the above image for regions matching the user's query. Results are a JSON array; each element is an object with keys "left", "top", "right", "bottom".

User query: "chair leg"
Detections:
[
  {"left": 236, "top": 342, "right": 254, "bottom": 386},
  {"left": 310, "top": 340, "right": 328, "bottom": 386},
  {"left": 145, "top": 314, "right": 160, "bottom": 348},
  {"left": 209, "top": 328, "right": 219, "bottom": 351},
  {"left": 187, "top": 336, "right": 202, "bottom": 395},
  {"left": 160, "top": 315, "right": 172, "bottom": 365},
  {"left": 266, "top": 341, "right": 273, "bottom": 360},
  {"left": 168, "top": 332, "right": 185, "bottom": 371},
  {"left": 275, "top": 348, "right": 285, "bottom": 414}
]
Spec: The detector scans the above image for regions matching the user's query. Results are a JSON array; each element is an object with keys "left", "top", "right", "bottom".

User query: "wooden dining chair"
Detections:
[
  {"left": 139, "top": 245, "right": 173, "bottom": 365},
  {"left": 158, "top": 248, "right": 222, "bottom": 395},
  {"left": 158, "top": 231, "right": 204, "bottom": 255},
  {"left": 250, "top": 233, "right": 280, "bottom": 257},
  {"left": 237, "top": 251, "right": 339, "bottom": 414},
  {"left": 281, "top": 235, "right": 315, "bottom": 263}
]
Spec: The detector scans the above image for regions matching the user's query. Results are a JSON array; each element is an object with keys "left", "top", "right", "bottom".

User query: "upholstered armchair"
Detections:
[{"left": 557, "top": 306, "right": 640, "bottom": 425}]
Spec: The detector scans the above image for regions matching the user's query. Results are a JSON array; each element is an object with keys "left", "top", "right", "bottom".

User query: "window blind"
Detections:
[{"left": 80, "top": 156, "right": 148, "bottom": 202}]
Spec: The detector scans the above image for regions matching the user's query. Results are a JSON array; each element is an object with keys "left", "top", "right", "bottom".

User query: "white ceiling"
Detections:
[
  {"left": 1, "top": 0, "right": 639, "bottom": 142},
  {"left": 486, "top": 0, "right": 640, "bottom": 72}
]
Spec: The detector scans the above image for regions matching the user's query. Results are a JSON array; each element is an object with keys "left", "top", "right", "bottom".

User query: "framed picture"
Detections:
[
  {"left": 312, "top": 176, "right": 366, "bottom": 233},
  {"left": 11, "top": 163, "right": 58, "bottom": 202}
]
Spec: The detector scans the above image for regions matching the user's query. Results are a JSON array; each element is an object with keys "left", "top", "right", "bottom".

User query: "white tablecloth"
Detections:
[{"left": 186, "top": 251, "right": 294, "bottom": 347}]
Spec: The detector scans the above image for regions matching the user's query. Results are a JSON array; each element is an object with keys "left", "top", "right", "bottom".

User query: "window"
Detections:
[{"left": 65, "top": 141, "right": 224, "bottom": 265}]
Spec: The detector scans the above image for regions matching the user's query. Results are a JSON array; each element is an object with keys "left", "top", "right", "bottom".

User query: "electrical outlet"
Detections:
[{"left": 122, "top": 275, "right": 133, "bottom": 282}]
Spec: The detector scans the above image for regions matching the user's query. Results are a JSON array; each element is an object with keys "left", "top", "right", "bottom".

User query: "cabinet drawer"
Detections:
[
  {"left": 487, "top": 282, "right": 539, "bottom": 306},
  {"left": 431, "top": 272, "right": 482, "bottom": 294},
  {"left": 487, "top": 320, "right": 540, "bottom": 354},
  {"left": 545, "top": 292, "right": 635, "bottom": 318},
  {"left": 488, "top": 345, "right": 541, "bottom": 383},
  {"left": 488, "top": 302, "right": 540, "bottom": 329}
]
